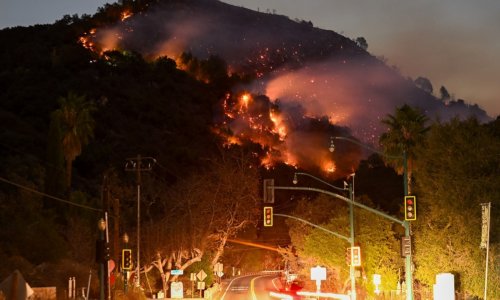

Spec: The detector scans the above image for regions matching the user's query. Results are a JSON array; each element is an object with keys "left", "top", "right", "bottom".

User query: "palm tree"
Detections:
[
  {"left": 379, "top": 104, "right": 429, "bottom": 194},
  {"left": 53, "top": 92, "right": 95, "bottom": 190}
]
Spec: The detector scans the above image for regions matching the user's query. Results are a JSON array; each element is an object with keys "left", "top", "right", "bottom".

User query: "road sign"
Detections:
[
  {"left": 197, "top": 281, "right": 206, "bottom": 290},
  {"left": 263, "top": 179, "right": 274, "bottom": 203},
  {"left": 170, "top": 269, "right": 183, "bottom": 275},
  {"left": 214, "top": 262, "right": 223, "bottom": 273},
  {"left": 196, "top": 270, "right": 207, "bottom": 281},
  {"left": 311, "top": 266, "right": 326, "bottom": 281},
  {"left": 170, "top": 282, "right": 183, "bottom": 299},
  {"left": 190, "top": 273, "right": 196, "bottom": 281},
  {"left": 401, "top": 236, "right": 411, "bottom": 257},
  {"left": 311, "top": 266, "right": 327, "bottom": 293}
]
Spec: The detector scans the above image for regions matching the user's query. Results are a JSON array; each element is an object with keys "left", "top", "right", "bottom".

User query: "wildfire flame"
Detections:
[
  {"left": 322, "top": 160, "right": 336, "bottom": 173},
  {"left": 216, "top": 91, "right": 345, "bottom": 174},
  {"left": 121, "top": 10, "right": 133, "bottom": 21},
  {"left": 79, "top": 6, "right": 363, "bottom": 177}
]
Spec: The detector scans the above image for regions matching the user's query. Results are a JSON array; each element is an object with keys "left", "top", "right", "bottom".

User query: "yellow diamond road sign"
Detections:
[{"left": 196, "top": 270, "right": 207, "bottom": 281}]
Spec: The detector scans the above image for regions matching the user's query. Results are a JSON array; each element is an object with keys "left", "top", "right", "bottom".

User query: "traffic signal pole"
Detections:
[
  {"left": 268, "top": 184, "right": 412, "bottom": 299},
  {"left": 403, "top": 151, "right": 414, "bottom": 300},
  {"left": 329, "top": 136, "right": 414, "bottom": 300},
  {"left": 348, "top": 183, "right": 356, "bottom": 300}
]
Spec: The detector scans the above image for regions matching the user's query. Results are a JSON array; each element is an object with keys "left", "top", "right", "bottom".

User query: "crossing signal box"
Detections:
[
  {"left": 263, "top": 206, "right": 273, "bottom": 227},
  {"left": 404, "top": 196, "right": 417, "bottom": 221},
  {"left": 122, "top": 249, "right": 132, "bottom": 270}
]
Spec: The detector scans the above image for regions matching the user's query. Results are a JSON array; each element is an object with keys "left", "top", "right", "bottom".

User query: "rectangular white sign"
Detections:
[{"left": 170, "top": 269, "right": 184, "bottom": 275}]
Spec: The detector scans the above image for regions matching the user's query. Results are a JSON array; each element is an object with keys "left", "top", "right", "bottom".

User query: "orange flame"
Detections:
[
  {"left": 322, "top": 160, "right": 336, "bottom": 173},
  {"left": 121, "top": 10, "right": 133, "bottom": 21}
]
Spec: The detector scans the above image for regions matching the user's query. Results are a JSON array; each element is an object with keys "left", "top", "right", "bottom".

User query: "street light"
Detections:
[
  {"left": 293, "top": 172, "right": 356, "bottom": 300},
  {"left": 330, "top": 136, "right": 413, "bottom": 300}
]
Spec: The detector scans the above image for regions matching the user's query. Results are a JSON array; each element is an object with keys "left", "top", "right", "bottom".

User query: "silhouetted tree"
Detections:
[
  {"left": 355, "top": 37, "right": 368, "bottom": 50},
  {"left": 379, "top": 104, "right": 429, "bottom": 194},
  {"left": 413, "top": 118, "right": 500, "bottom": 298},
  {"left": 52, "top": 92, "right": 95, "bottom": 190},
  {"left": 414, "top": 76, "right": 433, "bottom": 94},
  {"left": 439, "top": 85, "right": 451, "bottom": 102}
]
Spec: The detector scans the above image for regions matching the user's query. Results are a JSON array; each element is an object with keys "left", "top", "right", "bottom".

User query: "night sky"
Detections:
[{"left": 1, "top": 0, "right": 498, "bottom": 117}]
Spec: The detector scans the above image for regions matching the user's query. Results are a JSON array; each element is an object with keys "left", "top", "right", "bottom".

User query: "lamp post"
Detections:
[
  {"left": 294, "top": 172, "right": 356, "bottom": 300},
  {"left": 98, "top": 219, "right": 106, "bottom": 300},
  {"left": 330, "top": 136, "right": 413, "bottom": 300}
]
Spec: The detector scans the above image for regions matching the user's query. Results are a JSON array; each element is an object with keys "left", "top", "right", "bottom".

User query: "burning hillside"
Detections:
[{"left": 79, "top": 0, "right": 490, "bottom": 176}]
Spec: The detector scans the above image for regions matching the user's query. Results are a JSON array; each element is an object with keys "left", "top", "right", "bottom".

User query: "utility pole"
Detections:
[
  {"left": 112, "top": 198, "right": 120, "bottom": 265},
  {"left": 348, "top": 173, "right": 356, "bottom": 300},
  {"left": 125, "top": 155, "right": 155, "bottom": 288}
]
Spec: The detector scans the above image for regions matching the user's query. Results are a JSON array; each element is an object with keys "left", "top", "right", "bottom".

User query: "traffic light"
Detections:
[
  {"left": 104, "top": 242, "right": 110, "bottom": 261},
  {"left": 345, "top": 248, "right": 351, "bottom": 266},
  {"left": 263, "top": 206, "right": 273, "bottom": 227},
  {"left": 122, "top": 249, "right": 132, "bottom": 270},
  {"left": 404, "top": 196, "right": 417, "bottom": 221},
  {"left": 351, "top": 246, "right": 361, "bottom": 267},
  {"left": 401, "top": 236, "right": 411, "bottom": 257},
  {"left": 96, "top": 241, "right": 110, "bottom": 263}
]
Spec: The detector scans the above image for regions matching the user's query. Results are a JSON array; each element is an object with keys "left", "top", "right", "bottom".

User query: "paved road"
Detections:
[{"left": 217, "top": 273, "right": 283, "bottom": 300}]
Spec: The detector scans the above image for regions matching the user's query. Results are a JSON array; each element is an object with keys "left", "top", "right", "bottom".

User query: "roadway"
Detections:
[{"left": 217, "top": 273, "right": 288, "bottom": 300}]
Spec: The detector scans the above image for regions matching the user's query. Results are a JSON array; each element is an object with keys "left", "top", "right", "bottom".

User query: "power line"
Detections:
[{"left": 0, "top": 176, "right": 102, "bottom": 212}]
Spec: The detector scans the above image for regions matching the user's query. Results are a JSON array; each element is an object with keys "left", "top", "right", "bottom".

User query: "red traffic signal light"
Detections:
[
  {"left": 263, "top": 206, "right": 273, "bottom": 227},
  {"left": 122, "top": 249, "right": 132, "bottom": 270},
  {"left": 404, "top": 196, "right": 417, "bottom": 221}
]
